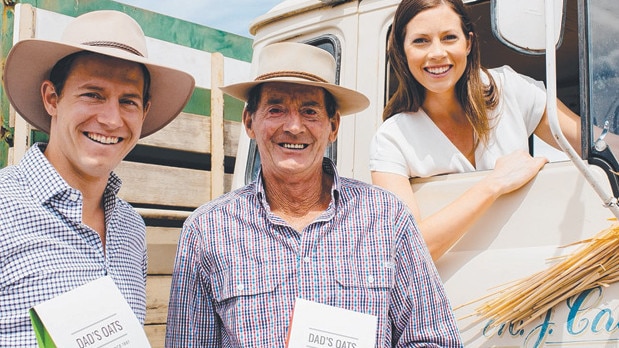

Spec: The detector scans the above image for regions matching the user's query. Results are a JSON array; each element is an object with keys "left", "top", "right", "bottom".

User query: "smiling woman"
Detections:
[{"left": 369, "top": 0, "right": 581, "bottom": 262}]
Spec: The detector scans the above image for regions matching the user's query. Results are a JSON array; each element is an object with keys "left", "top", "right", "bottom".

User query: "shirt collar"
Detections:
[{"left": 20, "top": 143, "right": 123, "bottom": 204}]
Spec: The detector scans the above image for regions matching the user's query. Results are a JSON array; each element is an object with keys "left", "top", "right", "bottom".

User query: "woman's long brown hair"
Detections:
[{"left": 383, "top": 0, "right": 499, "bottom": 145}]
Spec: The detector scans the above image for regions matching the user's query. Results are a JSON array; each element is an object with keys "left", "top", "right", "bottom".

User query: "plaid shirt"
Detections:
[
  {"left": 0, "top": 144, "right": 147, "bottom": 347},
  {"left": 166, "top": 159, "right": 462, "bottom": 347}
]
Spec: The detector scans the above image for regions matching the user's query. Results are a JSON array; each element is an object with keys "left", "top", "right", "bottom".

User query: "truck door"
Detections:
[{"left": 424, "top": 0, "right": 619, "bottom": 345}]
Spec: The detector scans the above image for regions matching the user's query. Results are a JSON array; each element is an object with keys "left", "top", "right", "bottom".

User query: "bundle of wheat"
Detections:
[{"left": 462, "top": 222, "right": 619, "bottom": 329}]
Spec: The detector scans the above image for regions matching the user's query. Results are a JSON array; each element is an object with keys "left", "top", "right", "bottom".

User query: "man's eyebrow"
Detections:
[
  {"left": 263, "top": 97, "right": 322, "bottom": 107},
  {"left": 265, "top": 97, "right": 284, "bottom": 105},
  {"left": 77, "top": 84, "right": 104, "bottom": 92},
  {"left": 301, "top": 100, "right": 321, "bottom": 107},
  {"left": 122, "top": 92, "right": 143, "bottom": 100},
  {"left": 78, "top": 84, "right": 142, "bottom": 99}
]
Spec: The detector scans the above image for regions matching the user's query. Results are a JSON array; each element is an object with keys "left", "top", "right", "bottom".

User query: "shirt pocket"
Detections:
[
  {"left": 210, "top": 261, "right": 284, "bottom": 302},
  {"left": 335, "top": 258, "right": 395, "bottom": 290}
]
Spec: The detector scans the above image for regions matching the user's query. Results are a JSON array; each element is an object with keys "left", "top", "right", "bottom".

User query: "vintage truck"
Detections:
[{"left": 232, "top": 0, "right": 619, "bottom": 346}]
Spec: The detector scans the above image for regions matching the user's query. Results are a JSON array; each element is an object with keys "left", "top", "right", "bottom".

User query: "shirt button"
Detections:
[
  {"left": 69, "top": 193, "right": 78, "bottom": 201},
  {"left": 237, "top": 283, "right": 245, "bottom": 291},
  {"left": 303, "top": 257, "right": 310, "bottom": 263},
  {"left": 367, "top": 275, "right": 375, "bottom": 284}
]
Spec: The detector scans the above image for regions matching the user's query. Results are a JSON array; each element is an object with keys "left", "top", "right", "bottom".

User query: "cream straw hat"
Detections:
[
  {"left": 3, "top": 10, "right": 195, "bottom": 138},
  {"left": 220, "top": 42, "right": 369, "bottom": 116}
]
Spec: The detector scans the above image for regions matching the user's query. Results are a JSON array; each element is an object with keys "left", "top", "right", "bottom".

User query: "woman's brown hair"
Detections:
[{"left": 383, "top": 0, "right": 499, "bottom": 145}]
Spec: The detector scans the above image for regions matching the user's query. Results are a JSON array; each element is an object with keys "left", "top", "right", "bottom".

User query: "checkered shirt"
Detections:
[
  {"left": 166, "top": 159, "right": 462, "bottom": 347},
  {"left": 0, "top": 144, "right": 147, "bottom": 347}
]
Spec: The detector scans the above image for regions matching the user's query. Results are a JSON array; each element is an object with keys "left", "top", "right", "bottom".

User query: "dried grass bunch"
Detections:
[{"left": 462, "top": 222, "right": 619, "bottom": 329}]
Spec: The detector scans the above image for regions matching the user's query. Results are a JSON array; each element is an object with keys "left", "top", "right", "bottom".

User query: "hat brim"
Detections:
[
  {"left": 220, "top": 77, "right": 370, "bottom": 116},
  {"left": 4, "top": 39, "right": 195, "bottom": 138}
]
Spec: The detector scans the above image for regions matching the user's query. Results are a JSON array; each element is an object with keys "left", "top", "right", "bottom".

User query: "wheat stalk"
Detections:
[{"left": 463, "top": 222, "right": 619, "bottom": 329}]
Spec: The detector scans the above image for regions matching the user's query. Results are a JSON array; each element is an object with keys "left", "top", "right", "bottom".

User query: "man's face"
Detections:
[
  {"left": 244, "top": 82, "right": 340, "bottom": 180},
  {"left": 42, "top": 53, "right": 150, "bottom": 182}
]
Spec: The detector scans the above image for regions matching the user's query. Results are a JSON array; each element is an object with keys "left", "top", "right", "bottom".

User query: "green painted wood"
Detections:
[
  {"left": 19, "top": 0, "right": 253, "bottom": 62},
  {"left": 184, "top": 87, "right": 244, "bottom": 123},
  {"left": 0, "top": 6, "right": 14, "bottom": 168},
  {"left": 36, "top": 0, "right": 251, "bottom": 122}
]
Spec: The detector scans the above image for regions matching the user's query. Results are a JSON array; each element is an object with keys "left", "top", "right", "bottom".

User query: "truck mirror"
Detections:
[{"left": 491, "top": 0, "right": 566, "bottom": 55}]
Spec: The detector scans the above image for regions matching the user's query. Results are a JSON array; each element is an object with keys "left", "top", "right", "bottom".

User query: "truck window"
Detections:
[
  {"left": 244, "top": 36, "right": 342, "bottom": 184},
  {"left": 587, "top": 1, "right": 619, "bottom": 132},
  {"left": 582, "top": 0, "right": 619, "bottom": 195}
]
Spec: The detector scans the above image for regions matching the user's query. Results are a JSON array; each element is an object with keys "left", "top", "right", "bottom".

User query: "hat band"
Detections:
[
  {"left": 256, "top": 71, "right": 328, "bottom": 83},
  {"left": 82, "top": 41, "right": 144, "bottom": 57}
]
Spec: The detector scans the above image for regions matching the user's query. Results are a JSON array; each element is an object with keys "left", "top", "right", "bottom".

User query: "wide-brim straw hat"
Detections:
[
  {"left": 219, "top": 42, "right": 369, "bottom": 116},
  {"left": 3, "top": 10, "right": 195, "bottom": 138}
]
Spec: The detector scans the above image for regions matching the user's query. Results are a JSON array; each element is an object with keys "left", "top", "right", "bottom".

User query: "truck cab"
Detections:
[{"left": 233, "top": 0, "right": 619, "bottom": 346}]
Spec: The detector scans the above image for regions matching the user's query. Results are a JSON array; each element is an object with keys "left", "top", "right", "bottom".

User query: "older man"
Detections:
[
  {"left": 0, "top": 10, "right": 194, "bottom": 346},
  {"left": 166, "top": 42, "right": 462, "bottom": 347}
]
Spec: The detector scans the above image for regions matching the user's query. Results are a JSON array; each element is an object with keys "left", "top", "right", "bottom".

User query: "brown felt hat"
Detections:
[{"left": 3, "top": 10, "right": 195, "bottom": 138}]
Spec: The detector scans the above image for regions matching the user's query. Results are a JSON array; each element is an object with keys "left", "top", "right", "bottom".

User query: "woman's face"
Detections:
[{"left": 403, "top": 4, "right": 471, "bottom": 97}]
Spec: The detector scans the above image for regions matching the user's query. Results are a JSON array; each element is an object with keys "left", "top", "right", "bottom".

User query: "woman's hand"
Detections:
[
  {"left": 371, "top": 150, "right": 548, "bottom": 261},
  {"left": 483, "top": 150, "right": 549, "bottom": 198}
]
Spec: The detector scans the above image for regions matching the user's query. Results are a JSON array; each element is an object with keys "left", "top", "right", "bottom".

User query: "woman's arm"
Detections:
[
  {"left": 533, "top": 99, "right": 581, "bottom": 151},
  {"left": 535, "top": 98, "right": 619, "bottom": 154},
  {"left": 372, "top": 150, "right": 548, "bottom": 261}
]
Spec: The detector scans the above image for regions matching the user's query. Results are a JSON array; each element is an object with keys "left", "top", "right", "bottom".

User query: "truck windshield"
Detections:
[
  {"left": 585, "top": 0, "right": 619, "bottom": 194},
  {"left": 587, "top": 1, "right": 619, "bottom": 139}
]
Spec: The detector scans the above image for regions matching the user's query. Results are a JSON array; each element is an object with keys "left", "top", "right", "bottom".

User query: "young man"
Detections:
[
  {"left": 0, "top": 10, "right": 194, "bottom": 346},
  {"left": 166, "top": 42, "right": 462, "bottom": 347}
]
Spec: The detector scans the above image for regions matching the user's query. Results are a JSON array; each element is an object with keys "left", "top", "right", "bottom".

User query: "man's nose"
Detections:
[
  {"left": 283, "top": 111, "right": 303, "bottom": 133},
  {"left": 97, "top": 101, "right": 123, "bottom": 129}
]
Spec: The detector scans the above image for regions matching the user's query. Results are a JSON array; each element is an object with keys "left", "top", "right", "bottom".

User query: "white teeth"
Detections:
[
  {"left": 87, "top": 132, "right": 120, "bottom": 144},
  {"left": 427, "top": 66, "right": 450, "bottom": 74},
  {"left": 282, "top": 143, "right": 305, "bottom": 149}
]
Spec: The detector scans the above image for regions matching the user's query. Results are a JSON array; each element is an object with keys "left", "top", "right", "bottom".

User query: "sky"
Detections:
[{"left": 115, "top": 0, "right": 283, "bottom": 38}]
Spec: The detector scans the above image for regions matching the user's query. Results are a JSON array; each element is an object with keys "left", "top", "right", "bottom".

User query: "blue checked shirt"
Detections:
[
  {"left": 166, "top": 159, "right": 462, "bottom": 347},
  {"left": 0, "top": 144, "right": 148, "bottom": 347}
]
